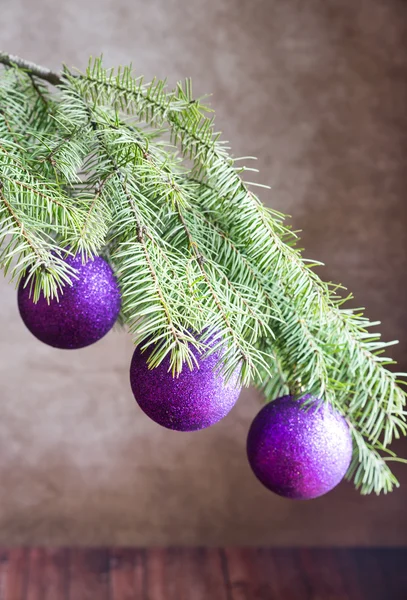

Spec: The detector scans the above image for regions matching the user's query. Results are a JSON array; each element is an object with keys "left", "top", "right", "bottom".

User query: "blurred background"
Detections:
[{"left": 0, "top": 0, "right": 406, "bottom": 546}]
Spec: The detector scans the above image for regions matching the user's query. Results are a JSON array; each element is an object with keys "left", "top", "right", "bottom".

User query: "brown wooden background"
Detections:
[{"left": 1, "top": 548, "right": 406, "bottom": 599}]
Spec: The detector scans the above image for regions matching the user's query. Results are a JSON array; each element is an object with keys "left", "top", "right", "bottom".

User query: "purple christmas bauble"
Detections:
[
  {"left": 129, "top": 340, "right": 242, "bottom": 431},
  {"left": 247, "top": 395, "right": 352, "bottom": 499},
  {"left": 18, "top": 254, "right": 121, "bottom": 349}
]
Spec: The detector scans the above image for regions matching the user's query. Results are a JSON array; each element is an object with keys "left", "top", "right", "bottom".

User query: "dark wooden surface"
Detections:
[{"left": 0, "top": 548, "right": 405, "bottom": 599}]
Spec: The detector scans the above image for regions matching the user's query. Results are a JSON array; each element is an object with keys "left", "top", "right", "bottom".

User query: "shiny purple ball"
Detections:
[
  {"left": 247, "top": 395, "right": 353, "bottom": 499},
  {"left": 130, "top": 341, "right": 242, "bottom": 431},
  {"left": 18, "top": 254, "right": 121, "bottom": 349}
]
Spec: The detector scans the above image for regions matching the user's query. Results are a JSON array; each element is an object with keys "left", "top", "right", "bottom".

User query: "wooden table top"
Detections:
[{"left": 0, "top": 547, "right": 406, "bottom": 599}]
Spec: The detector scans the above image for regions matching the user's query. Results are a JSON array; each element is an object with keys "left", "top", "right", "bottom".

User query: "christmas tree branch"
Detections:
[
  {"left": 178, "top": 194, "right": 396, "bottom": 492},
  {"left": 1, "top": 55, "right": 406, "bottom": 494},
  {"left": 73, "top": 100, "right": 204, "bottom": 373},
  {"left": 67, "top": 86, "right": 272, "bottom": 382}
]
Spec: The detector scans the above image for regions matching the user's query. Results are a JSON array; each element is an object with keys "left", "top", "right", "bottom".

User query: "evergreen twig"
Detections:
[{"left": 0, "top": 52, "right": 405, "bottom": 494}]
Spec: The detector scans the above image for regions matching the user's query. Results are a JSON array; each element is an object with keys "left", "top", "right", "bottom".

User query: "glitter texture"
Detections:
[
  {"left": 247, "top": 395, "right": 353, "bottom": 499},
  {"left": 18, "top": 254, "right": 121, "bottom": 349},
  {"left": 130, "top": 340, "right": 242, "bottom": 431}
]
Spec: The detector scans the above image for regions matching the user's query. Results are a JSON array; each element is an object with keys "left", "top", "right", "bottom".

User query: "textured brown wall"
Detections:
[{"left": 0, "top": 0, "right": 407, "bottom": 545}]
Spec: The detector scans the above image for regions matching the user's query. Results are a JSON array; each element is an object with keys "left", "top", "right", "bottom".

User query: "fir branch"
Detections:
[
  {"left": 70, "top": 89, "right": 269, "bottom": 380},
  {"left": 0, "top": 54, "right": 406, "bottom": 494},
  {"left": 115, "top": 163, "right": 181, "bottom": 342},
  {"left": 176, "top": 204, "right": 253, "bottom": 378},
  {"left": 81, "top": 110, "right": 199, "bottom": 372}
]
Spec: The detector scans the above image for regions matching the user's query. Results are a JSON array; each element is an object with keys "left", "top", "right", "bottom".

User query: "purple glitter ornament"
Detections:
[
  {"left": 129, "top": 339, "right": 242, "bottom": 431},
  {"left": 18, "top": 254, "right": 121, "bottom": 349},
  {"left": 247, "top": 395, "right": 353, "bottom": 499}
]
